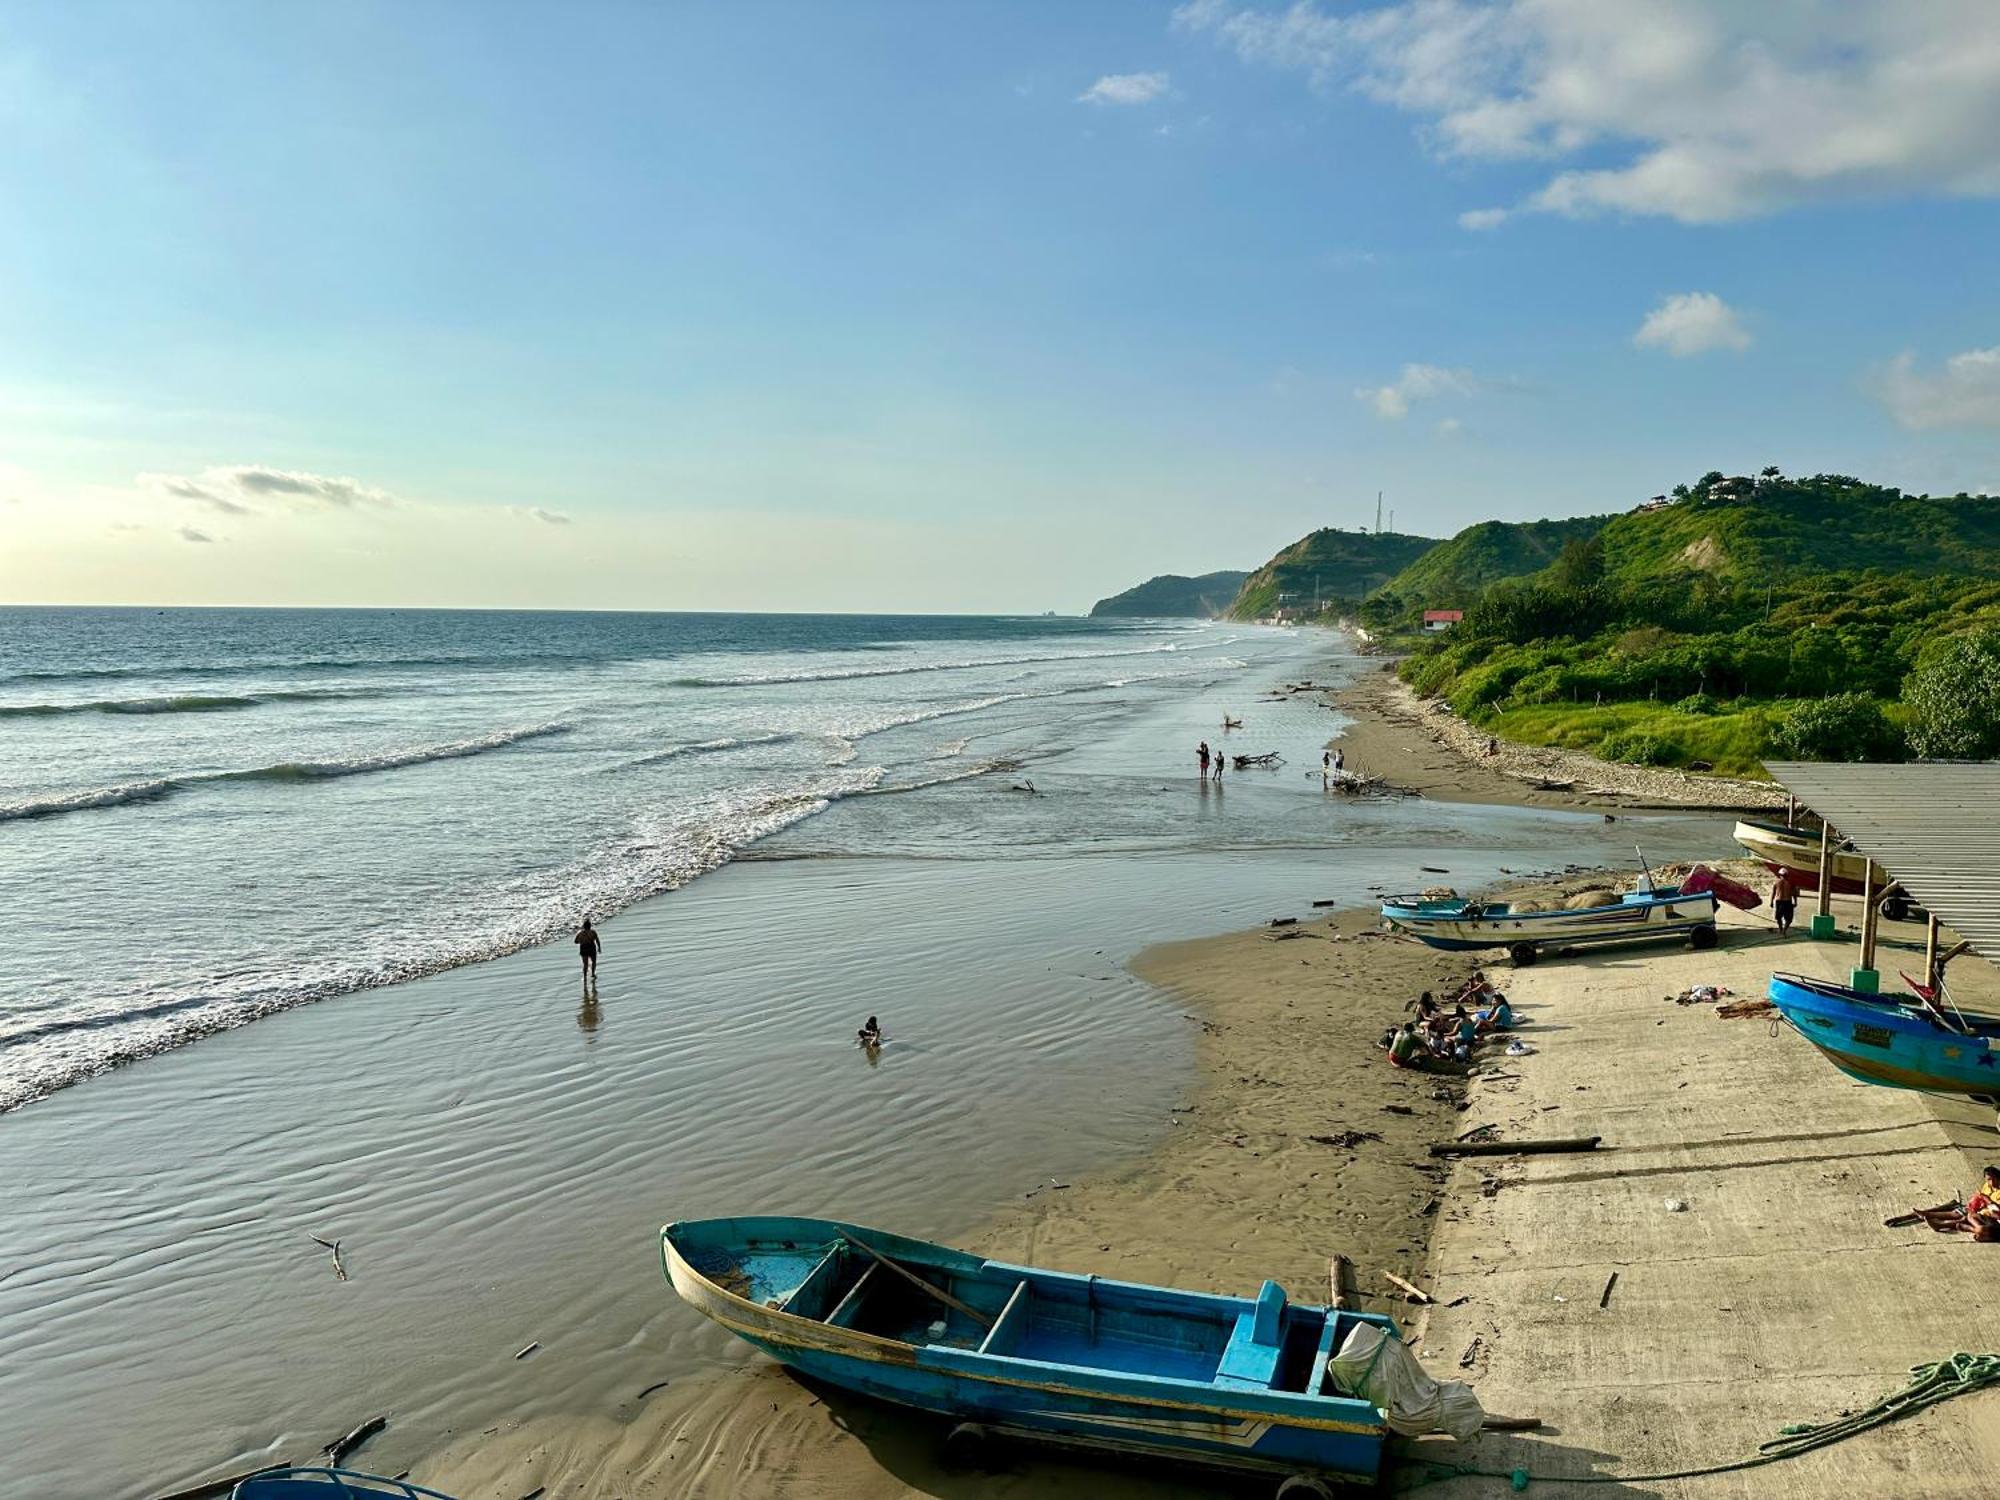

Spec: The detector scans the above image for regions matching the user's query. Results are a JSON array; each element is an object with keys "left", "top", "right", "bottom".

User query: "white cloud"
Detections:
[
  {"left": 1436, "top": 416, "right": 1463, "bottom": 436},
  {"left": 1457, "top": 207, "right": 1507, "bottom": 231},
  {"left": 1875, "top": 346, "right": 2000, "bottom": 430},
  {"left": 520, "top": 506, "right": 572, "bottom": 526},
  {"left": 176, "top": 525, "right": 215, "bottom": 544},
  {"left": 142, "top": 464, "right": 396, "bottom": 515},
  {"left": 1077, "top": 71, "right": 1170, "bottom": 106},
  {"left": 1173, "top": 1, "right": 2000, "bottom": 224},
  {"left": 1633, "top": 292, "right": 1751, "bottom": 357},
  {"left": 1355, "top": 362, "right": 1476, "bottom": 420}
]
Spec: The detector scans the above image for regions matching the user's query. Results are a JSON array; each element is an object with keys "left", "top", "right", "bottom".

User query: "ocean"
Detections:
[
  {"left": 0, "top": 607, "right": 1740, "bottom": 1496},
  {"left": 0, "top": 607, "right": 1276, "bottom": 1112}
]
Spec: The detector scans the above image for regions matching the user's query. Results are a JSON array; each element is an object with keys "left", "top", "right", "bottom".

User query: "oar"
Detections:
[{"left": 838, "top": 1232, "right": 993, "bottom": 1330}]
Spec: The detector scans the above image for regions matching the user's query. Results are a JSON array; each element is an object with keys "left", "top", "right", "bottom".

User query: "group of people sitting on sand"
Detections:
[
  {"left": 1381, "top": 974, "right": 1513, "bottom": 1070},
  {"left": 1896, "top": 1165, "right": 2000, "bottom": 1243}
]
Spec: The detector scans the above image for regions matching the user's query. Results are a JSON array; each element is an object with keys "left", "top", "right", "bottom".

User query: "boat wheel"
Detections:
[
  {"left": 1275, "top": 1475, "right": 1338, "bottom": 1500},
  {"left": 1509, "top": 942, "right": 1538, "bottom": 968},
  {"left": 942, "top": 1421, "right": 993, "bottom": 1467},
  {"left": 1689, "top": 923, "right": 1719, "bottom": 951}
]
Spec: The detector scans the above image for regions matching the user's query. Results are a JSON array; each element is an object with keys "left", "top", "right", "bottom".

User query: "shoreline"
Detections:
[
  {"left": 419, "top": 904, "right": 1519, "bottom": 1499},
  {"left": 1327, "top": 664, "right": 1787, "bottom": 813}
]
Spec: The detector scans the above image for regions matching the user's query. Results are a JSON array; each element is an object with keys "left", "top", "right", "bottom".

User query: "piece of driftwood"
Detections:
[
  {"left": 1269, "top": 916, "right": 1299, "bottom": 927},
  {"left": 1233, "top": 751, "right": 1282, "bottom": 768},
  {"left": 514, "top": 1341, "right": 540, "bottom": 1360},
  {"left": 1311, "top": 898, "right": 1341, "bottom": 908},
  {"left": 1429, "top": 1136, "right": 1601, "bottom": 1157},
  {"left": 147, "top": 1463, "right": 289, "bottom": 1500},
  {"left": 325, "top": 1415, "right": 387, "bottom": 1465},
  {"left": 1381, "top": 1270, "right": 1431, "bottom": 1304},
  {"left": 1329, "top": 1254, "right": 1355, "bottom": 1310},
  {"left": 1598, "top": 1270, "right": 1619, "bottom": 1309},
  {"left": 308, "top": 1232, "right": 348, "bottom": 1282},
  {"left": 1483, "top": 1415, "right": 1545, "bottom": 1431},
  {"left": 637, "top": 1380, "right": 672, "bottom": 1401}
]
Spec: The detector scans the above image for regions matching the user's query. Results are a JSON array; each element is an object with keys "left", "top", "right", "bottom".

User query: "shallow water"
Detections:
[{"left": 0, "top": 617, "right": 1733, "bottom": 1496}]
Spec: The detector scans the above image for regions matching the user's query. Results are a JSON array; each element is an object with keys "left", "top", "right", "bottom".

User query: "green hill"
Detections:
[
  {"left": 1226, "top": 529, "right": 1438, "bottom": 620},
  {"left": 1591, "top": 473, "right": 2000, "bottom": 582},
  {"left": 1088, "top": 570, "right": 1250, "bottom": 618},
  {"left": 1371, "top": 515, "right": 1613, "bottom": 615}
]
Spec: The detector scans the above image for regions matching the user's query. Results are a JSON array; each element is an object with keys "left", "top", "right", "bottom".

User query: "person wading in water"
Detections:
[{"left": 575, "top": 917, "right": 602, "bottom": 989}]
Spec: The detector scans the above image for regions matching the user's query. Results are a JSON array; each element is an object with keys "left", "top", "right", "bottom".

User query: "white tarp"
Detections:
[{"left": 1327, "top": 1321, "right": 1486, "bottom": 1440}]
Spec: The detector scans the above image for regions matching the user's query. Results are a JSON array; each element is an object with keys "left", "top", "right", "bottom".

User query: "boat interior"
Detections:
[{"left": 676, "top": 1223, "right": 1383, "bottom": 1400}]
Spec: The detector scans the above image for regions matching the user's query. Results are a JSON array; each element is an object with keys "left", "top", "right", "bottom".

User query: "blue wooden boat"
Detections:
[
  {"left": 230, "top": 1469, "right": 456, "bottom": 1499},
  {"left": 661, "top": 1216, "right": 1398, "bottom": 1491},
  {"left": 1768, "top": 972, "right": 2000, "bottom": 1102},
  {"left": 1380, "top": 883, "right": 1717, "bottom": 966}
]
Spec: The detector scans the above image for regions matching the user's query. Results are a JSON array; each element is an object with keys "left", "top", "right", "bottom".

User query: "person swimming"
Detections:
[{"left": 857, "top": 1015, "right": 883, "bottom": 1048}]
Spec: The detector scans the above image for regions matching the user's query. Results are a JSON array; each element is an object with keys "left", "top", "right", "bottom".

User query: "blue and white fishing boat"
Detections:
[
  {"left": 1768, "top": 972, "right": 2000, "bottom": 1102},
  {"left": 1380, "top": 882, "right": 1717, "bottom": 966},
  {"left": 230, "top": 1469, "right": 456, "bottom": 1499},
  {"left": 661, "top": 1216, "right": 1403, "bottom": 1492}
]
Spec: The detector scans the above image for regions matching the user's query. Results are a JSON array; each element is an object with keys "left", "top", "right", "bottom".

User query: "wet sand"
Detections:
[{"left": 420, "top": 909, "right": 1517, "bottom": 1499}]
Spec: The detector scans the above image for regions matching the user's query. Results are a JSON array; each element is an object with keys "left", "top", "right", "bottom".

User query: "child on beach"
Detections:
[
  {"left": 857, "top": 1015, "right": 883, "bottom": 1048},
  {"left": 574, "top": 917, "right": 601, "bottom": 986}
]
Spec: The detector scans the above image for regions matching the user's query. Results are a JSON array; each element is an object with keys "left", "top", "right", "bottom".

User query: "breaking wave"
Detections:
[{"left": 0, "top": 723, "right": 569, "bottom": 823}]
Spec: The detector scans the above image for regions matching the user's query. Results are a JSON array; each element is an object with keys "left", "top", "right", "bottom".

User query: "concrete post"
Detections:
[
  {"left": 1852, "top": 860, "right": 1880, "bottom": 994},
  {"left": 1925, "top": 913, "right": 1942, "bottom": 993},
  {"left": 1811, "top": 822, "right": 1838, "bottom": 940}
]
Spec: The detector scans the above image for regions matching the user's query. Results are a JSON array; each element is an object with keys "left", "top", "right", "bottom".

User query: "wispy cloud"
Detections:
[
  {"left": 176, "top": 525, "right": 215, "bottom": 544},
  {"left": 1633, "top": 292, "right": 1751, "bottom": 357},
  {"left": 1457, "top": 207, "right": 1507, "bottom": 232},
  {"left": 1875, "top": 346, "right": 2000, "bottom": 431},
  {"left": 142, "top": 464, "right": 397, "bottom": 515},
  {"left": 1174, "top": 1, "right": 2000, "bottom": 224},
  {"left": 1077, "top": 71, "right": 1170, "bottom": 106},
  {"left": 1355, "top": 363, "right": 1478, "bottom": 420},
  {"left": 519, "top": 506, "right": 572, "bottom": 526}
]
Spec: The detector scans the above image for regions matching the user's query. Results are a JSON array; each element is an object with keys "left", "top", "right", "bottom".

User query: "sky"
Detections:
[{"left": 3, "top": 0, "right": 2000, "bottom": 612}]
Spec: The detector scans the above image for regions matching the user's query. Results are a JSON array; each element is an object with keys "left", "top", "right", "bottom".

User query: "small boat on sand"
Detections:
[
  {"left": 230, "top": 1469, "right": 457, "bottom": 1499},
  {"left": 1381, "top": 883, "right": 1717, "bottom": 966},
  {"left": 1768, "top": 972, "right": 2000, "bottom": 1103},
  {"left": 1730, "top": 820, "right": 1906, "bottom": 911},
  {"left": 661, "top": 1216, "right": 1404, "bottom": 1491}
]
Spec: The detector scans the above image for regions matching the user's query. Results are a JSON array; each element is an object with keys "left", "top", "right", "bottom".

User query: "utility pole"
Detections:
[{"left": 1375, "top": 491, "right": 1383, "bottom": 535}]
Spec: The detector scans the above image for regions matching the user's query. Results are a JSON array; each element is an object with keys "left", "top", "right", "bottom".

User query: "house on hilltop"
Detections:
[{"left": 1423, "top": 609, "right": 1463, "bottom": 633}]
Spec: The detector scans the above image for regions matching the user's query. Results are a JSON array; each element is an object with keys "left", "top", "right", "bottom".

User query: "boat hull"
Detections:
[
  {"left": 1731, "top": 820, "right": 1881, "bottom": 896},
  {"left": 1767, "top": 972, "right": 2000, "bottom": 1100},
  {"left": 662, "top": 1217, "right": 1388, "bottom": 1483},
  {"left": 1380, "top": 886, "right": 1717, "bottom": 956}
]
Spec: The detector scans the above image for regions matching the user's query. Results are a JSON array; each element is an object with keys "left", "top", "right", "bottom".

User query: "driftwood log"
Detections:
[{"left": 1429, "top": 1136, "right": 1601, "bottom": 1157}]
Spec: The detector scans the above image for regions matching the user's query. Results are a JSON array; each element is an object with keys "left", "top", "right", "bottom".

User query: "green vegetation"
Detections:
[
  {"left": 1366, "top": 514, "right": 1611, "bottom": 621},
  {"left": 1225, "top": 528, "right": 1437, "bottom": 621},
  {"left": 1905, "top": 627, "right": 2000, "bottom": 759},
  {"left": 1089, "top": 570, "right": 1250, "bottom": 618},
  {"left": 1391, "top": 470, "right": 2000, "bottom": 775}
]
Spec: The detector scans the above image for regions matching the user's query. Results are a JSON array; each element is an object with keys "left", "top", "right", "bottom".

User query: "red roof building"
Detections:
[{"left": 1422, "top": 609, "right": 1463, "bottom": 632}]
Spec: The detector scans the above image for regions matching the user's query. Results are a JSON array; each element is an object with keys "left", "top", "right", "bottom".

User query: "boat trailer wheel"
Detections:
[
  {"left": 1508, "top": 942, "right": 1538, "bottom": 968},
  {"left": 1689, "top": 923, "right": 1719, "bottom": 951},
  {"left": 942, "top": 1422, "right": 992, "bottom": 1466},
  {"left": 1275, "top": 1475, "right": 1338, "bottom": 1500}
]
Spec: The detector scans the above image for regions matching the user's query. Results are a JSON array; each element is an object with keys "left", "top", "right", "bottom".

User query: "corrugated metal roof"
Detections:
[{"left": 1763, "top": 761, "right": 2000, "bottom": 968}]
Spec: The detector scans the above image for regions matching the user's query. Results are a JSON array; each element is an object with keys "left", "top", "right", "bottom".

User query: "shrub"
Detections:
[
  {"left": 1672, "top": 692, "right": 1719, "bottom": 716},
  {"left": 1905, "top": 628, "right": 2000, "bottom": 760},
  {"left": 1599, "top": 729, "right": 1684, "bottom": 767},
  {"left": 1769, "top": 692, "right": 1904, "bottom": 762}
]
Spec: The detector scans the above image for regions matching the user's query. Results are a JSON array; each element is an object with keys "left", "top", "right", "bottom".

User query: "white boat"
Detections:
[
  {"left": 1730, "top": 819, "right": 1897, "bottom": 906},
  {"left": 1380, "top": 883, "right": 1717, "bottom": 966}
]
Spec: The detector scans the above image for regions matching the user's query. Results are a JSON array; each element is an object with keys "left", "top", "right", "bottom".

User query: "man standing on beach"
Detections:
[
  {"left": 575, "top": 917, "right": 602, "bottom": 987},
  {"left": 1771, "top": 871, "right": 1798, "bottom": 935}
]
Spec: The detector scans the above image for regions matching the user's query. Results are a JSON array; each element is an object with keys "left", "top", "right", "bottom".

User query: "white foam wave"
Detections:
[{"left": 674, "top": 640, "right": 1195, "bottom": 688}]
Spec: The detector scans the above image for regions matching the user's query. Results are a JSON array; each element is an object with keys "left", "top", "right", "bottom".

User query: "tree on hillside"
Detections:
[
  {"left": 1770, "top": 693, "right": 1903, "bottom": 762},
  {"left": 1759, "top": 465, "right": 1782, "bottom": 483},
  {"left": 1905, "top": 628, "right": 2000, "bottom": 759},
  {"left": 1552, "top": 533, "right": 1605, "bottom": 591}
]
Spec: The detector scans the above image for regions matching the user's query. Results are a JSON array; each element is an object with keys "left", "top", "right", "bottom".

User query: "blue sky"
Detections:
[{"left": 5, "top": 1, "right": 2000, "bottom": 609}]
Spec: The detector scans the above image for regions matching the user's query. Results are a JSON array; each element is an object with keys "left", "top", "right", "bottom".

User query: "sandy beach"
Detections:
[
  {"left": 420, "top": 908, "right": 1501, "bottom": 1500},
  {"left": 1328, "top": 664, "right": 1787, "bottom": 813}
]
